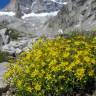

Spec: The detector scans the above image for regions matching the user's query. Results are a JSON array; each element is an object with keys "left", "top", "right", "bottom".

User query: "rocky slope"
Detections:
[
  {"left": 4, "top": 0, "right": 64, "bottom": 16},
  {"left": 46, "top": 0, "right": 96, "bottom": 34},
  {"left": 3, "top": 0, "right": 96, "bottom": 35},
  {"left": 0, "top": 0, "right": 96, "bottom": 53}
]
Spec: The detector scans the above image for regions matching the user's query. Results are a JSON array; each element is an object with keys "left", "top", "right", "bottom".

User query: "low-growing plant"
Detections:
[
  {"left": 91, "top": 27, "right": 96, "bottom": 33},
  {"left": 4, "top": 33, "right": 96, "bottom": 96},
  {"left": 0, "top": 51, "right": 9, "bottom": 62},
  {"left": 9, "top": 29, "right": 21, "bottom": 40},
  {"left": 0, "top": 52, "right": 5, "bottom": 63},
  {"left": 0, "top": 20, "right": 9, "bottom": 29}
]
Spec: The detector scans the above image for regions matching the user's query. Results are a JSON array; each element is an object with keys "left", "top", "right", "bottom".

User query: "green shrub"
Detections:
[
  {"left": 4, "top": 33, "right": 96, "bottom": 96},
  {"left": 91, "top": 27, "right": 96, "bottom": 33},
  {"left": 0, "top": 51, "right": 9, "bottom": 62},
  {"left": 0, "top": 52, "right": 5, "bottom": 63},
  {"left": 9, "top": 29, "right": 21, "bottom": 40},
  {"left": 0, "top": 22, "right": 7, "bottom": 29}
]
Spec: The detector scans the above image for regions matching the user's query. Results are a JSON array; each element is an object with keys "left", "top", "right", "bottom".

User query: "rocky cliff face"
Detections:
[
  {"left": 46, "top": 0, "right": 96, "bottom": 34},
  {"left": 2, "top": 0, "right": 96, "bottom": 36},
  {"left": 0, "top": 0, "right": 96, "bottom": 51},
  {"left": 5, "top": 0, "right": 63, "bottom": 14}
]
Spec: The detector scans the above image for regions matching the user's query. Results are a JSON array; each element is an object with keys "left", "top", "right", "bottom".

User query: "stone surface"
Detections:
[
  {"left": 46, "top": 0, "right": 96, "bottom": 34},
  {"left": 0, "top": 62, "right": 7, "bottom": 88},
  {"left": 0, "top": 0, "right": 96, "bottom": 52},
  {"left": 0, "top": 28, "right": 10, "bottom": 45},
  {"left": 4, "top": 0, "right": 63, "bottom": 16}
]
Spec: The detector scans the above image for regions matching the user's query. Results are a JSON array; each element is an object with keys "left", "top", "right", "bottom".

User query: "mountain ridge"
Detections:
[
  {"left": 45, "top": 0, "right": 96, "bottom": 34},
  {"left": 4, "top": 0, "right": 64, "bottom": 13}
]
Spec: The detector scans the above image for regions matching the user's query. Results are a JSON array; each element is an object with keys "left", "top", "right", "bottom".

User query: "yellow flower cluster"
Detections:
[{"left": 4, "top": 33, "right": 96, "bottom": 95}]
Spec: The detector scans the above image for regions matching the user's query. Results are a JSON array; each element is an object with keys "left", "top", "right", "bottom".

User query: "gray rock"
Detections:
[
  {"left": 1, "top": 38, "right": 33, "bottom": 54},
  {"left": 46, "top": 0, "right": 96, "bottom": 34},
  {"left": 0, "top": 0, "right": 96, "bottom": 53},
  {"left": 0, "top": 35, "right": 3, "bottom": 49},
  {"left": 0, "top": 14, "right": 53, "bottom": 55},
  {"left": 4, "top": 0, "right": 63, "bottom": 16},
  {"left": 0, "top": 62, "right": 7, "bottom": 89},
  {"left": 0, "top": 29, "right": 10, "bottom": 45},
  {"left": 92, "top": 90, "right": 96, "bottom": 96}
]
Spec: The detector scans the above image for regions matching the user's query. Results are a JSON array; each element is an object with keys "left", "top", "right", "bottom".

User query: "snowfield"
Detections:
[
  {"left": 21, "top": 11, "right": 59, "bottom": 19},
  {"left": 0, "top": 11, "right": 15, "bottom": 16},
  {"left": 0, "top": 11, "right": 58, "bottom": 19},
  {"left": 51, "top": 0, "right": 68, "bottom": 5}
]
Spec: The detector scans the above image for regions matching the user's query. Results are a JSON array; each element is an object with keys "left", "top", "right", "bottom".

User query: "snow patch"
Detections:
[
  {"left": 22, "top": 11, "right": 59, "bottom": 19},
  {"left": 0, "top": 11, "right": 15, "bottom": 16},
  {"left": 51, "top": 0, "right": 68, "bottom": 5}
]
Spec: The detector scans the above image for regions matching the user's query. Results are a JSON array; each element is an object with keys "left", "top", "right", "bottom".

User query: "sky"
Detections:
[{"left": 0, "top": 0, "right": 10, "bottom": 9}]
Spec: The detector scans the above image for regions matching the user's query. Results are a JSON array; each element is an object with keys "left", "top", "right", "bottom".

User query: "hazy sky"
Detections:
[{"left": 0, "top": 0, "right": 10, "bottom": 9}]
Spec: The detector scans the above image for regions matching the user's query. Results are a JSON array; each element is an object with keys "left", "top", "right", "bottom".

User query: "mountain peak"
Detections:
[
  {"left": 4, "top": 0, "right": 16, "bottom": 11},
  {"left": 4, "top": 0, "right": 64, "bottom": 13}
]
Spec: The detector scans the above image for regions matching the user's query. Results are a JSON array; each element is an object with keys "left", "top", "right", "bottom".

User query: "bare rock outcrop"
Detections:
[{"left": 46, "top": 0, "right": 96, "bottom": 35}]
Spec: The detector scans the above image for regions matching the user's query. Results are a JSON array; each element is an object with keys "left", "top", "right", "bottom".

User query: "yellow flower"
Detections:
[
  {"left": 60, "top": 62, "right": 69, "bottom": 67},
  {"left": 75, "top": 68, "right": 85, "bottom": 80},
  {"left": 49, "top": 59, "right": 57, "bottom": 68},
  {"left": 26, "top": 86, "right": 32, "bottom": 92},
  {"left": 77, "top": 51, "right": 83, "bottom": 55},
  {"left": 88, "top": 70, "right": 94, "bottom": 76},
  {"left": 66, "top": 47, "right": 71, "bottom": 51},
  {"left": 59, "top": 75, "right": 65, "bottom": 79},
  {"left": 74, "top": 59, "right": 80, "bottom": 64},
  {"left": 74, "top": 41, "right": 81, "bottom": 45},
  {"left": 17, "top": 80, "right": 22, "bottom": 88},
  {"left": 14, "top": 65, "right": 22, "bottom": 74},
  {"left": 91, "top": 58, "right": 96, "bottom": 64},
  {"left": 84, "top": 56, "right": 90, "bottom": 62},
  {"left": 34, "top": 83, "right": 41, "bottom": 91},
  {"left": 83, "top": 51, "right": 89, "bottom": 55},
  {"left": 73, "top": 54, "right": 79, "bottom": 59},
  {"left": 45, "top": 74, "right": 52, "bottom": 80},
  {"left": 25, "top": 66, "right": 30, "bottom": 73},
  {"left": 66, "top": 66, "right": 72, "bottom": 71},
  {"left": 63, "top": 52, "right": 70, "bottom": 58},
  {"left": 31, "top": 70, "right": 39, "bottom": 77}
]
